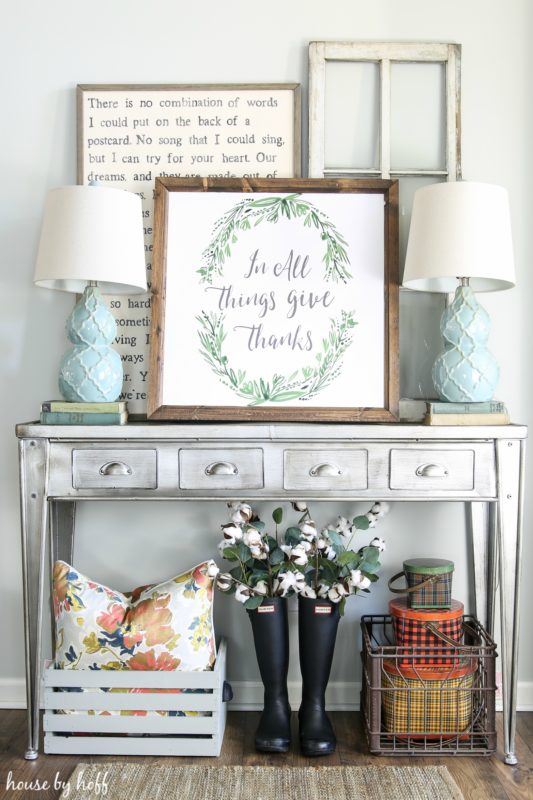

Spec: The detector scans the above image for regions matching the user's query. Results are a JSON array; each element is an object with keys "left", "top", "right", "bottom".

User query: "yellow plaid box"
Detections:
[{"left": 382, "top": 665, "right": 475, "bottom": 734}]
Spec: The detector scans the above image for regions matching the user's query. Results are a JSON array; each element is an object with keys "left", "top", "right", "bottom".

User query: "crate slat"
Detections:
[
  {"left": 44, "top": 669, "right": 220, "bottom": 689},
  {"left": 43, "top": 711, "right": 217, "bottom": 735},
  {"left": 44, "top": 689, "right": 218, "bottom": 712},
  {"left": 44, "top": 734, "right": 221, "bottom": 757},
  {"left": 43, "top": 654, "right": 222, "bottom": 689}
]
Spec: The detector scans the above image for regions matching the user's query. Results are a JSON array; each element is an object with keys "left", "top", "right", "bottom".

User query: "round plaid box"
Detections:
[
  {"left": 389, "top": 597, "right": 464, "bottom": 667},
  {"left": 382, "top": 657, "right": 476, "bottom": 735}
]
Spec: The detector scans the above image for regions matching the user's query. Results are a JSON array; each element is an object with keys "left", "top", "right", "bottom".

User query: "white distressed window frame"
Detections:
[{"left": 308, "top": 41, "right": 461, "bottom": 181}]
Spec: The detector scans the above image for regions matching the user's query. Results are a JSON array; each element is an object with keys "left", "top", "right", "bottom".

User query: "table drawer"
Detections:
[
  {"left": 389, "top": 449, "right": 475, "bottom": 492},
  {"left": 179, "top": 448, "right": 264, "bottom": 490},
  {"left": 72, "top": 449, "right": 157, "bottom": 489},
  {"left": 283, "top": 449, "right": 368, "bottom": 491}
]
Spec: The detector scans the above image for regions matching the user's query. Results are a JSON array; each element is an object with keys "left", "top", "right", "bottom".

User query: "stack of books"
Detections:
[
  {"left": 423, "top": 400, "right": 510, "bottom": 426},
  {"left": 40, "top": 401, "right": 128, "bottom": 425}
]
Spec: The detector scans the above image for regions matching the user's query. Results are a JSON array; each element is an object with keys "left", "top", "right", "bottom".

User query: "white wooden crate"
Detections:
[{"left": 42, "top": 639, "right": 228, "bottom": 756}]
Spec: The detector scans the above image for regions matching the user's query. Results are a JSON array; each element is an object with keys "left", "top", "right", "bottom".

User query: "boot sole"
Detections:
[
  {"left": 300, "top": 742, "right": 336, "bottom": 757},
  {"left": 255, "top": 740, "right": 291, "bottom": 753}
]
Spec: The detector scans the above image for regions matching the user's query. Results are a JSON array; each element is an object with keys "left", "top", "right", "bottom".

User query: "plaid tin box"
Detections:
[
  {"left": 381, "top": 658, "right": 476, "bottom": 734},
  {"left": 389, "top": 597, "right": 464, "bottom": 666},
  {"left": 388, "top": 558, "right": 454, "bottom": 608}
]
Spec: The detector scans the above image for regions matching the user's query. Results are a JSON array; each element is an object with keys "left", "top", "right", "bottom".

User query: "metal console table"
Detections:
[{"left": 16, "top": 421, "right": 526, "bottom": 763}]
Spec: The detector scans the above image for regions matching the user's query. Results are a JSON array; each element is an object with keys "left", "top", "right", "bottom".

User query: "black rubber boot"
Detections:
[
  {"left": 298, "top": 596, "right": 340, "bottom": 756},
  {"left": 247, "top": 596, "right": 291, "bottom": 753}
]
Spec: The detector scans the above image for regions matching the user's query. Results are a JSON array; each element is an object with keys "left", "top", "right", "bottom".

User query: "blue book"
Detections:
[
  {"left": 40, "top": 411, "right": 127, "bottom": 425},
  {"left": 426, "top": 400, "right": 506, "bottom": 415},
  {"left": 41, "top": 400, "right": 127, "bottom": 413}
]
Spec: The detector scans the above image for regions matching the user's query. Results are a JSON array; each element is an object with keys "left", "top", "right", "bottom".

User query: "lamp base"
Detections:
[
  {"left": 432, "top": 285, "right": 499, "bottom": 403},
  {"left": 58, "top": 285, "right": 123, "bottom": 402}
]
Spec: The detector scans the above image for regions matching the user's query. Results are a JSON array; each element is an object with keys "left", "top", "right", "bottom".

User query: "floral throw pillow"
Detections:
[{"left": 53, "top": 560, "right": 216, "bottom": 672}]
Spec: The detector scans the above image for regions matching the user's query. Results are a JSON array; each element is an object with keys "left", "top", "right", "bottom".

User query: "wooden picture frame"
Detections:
[{"left": 148, "top": 177, "right": 399, "bottom": 422}]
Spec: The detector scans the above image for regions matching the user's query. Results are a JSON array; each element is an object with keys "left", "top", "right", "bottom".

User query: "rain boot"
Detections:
[
  {"left": 298, "top": 596, "right": 340, "bottom": 756},
  {"left": 247, "top": 596, "right": 291, "bottom": 752}
]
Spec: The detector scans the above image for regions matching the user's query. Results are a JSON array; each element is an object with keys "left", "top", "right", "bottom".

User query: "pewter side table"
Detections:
[{"left": 16, "top": 422, "right": 527, "bottom": 763}]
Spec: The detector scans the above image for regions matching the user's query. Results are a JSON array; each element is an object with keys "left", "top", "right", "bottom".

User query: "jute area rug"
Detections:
[{"left": 60, "top": 763, "right": 464, "bottom": 800}]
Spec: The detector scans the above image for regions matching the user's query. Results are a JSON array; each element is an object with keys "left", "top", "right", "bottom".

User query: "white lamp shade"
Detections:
[
  {"left": 34, "top": 185, "right": 147, "bottom": 294},
  {"left": 403, "top": 181, "right": 516, "bottom": 292}
]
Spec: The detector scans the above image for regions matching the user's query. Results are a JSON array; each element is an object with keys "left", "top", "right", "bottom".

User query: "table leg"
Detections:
[
  {"left": 49, "top": 501, "right": 76, "bottom": 656},
  {"left": 18, "top": 438, "right": 49, "bottom": 760},
  {"left": 50, "top": 501, "right": 76, "bottom": 565},
  {"left": 468, "top": 501, "right": 497, "bottom": 635},
  {"left": 496, "top": 438, "right": 526, "bottom": 766}
]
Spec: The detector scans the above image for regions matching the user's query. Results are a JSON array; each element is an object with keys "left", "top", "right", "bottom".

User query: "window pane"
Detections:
[
  {"left": 324, "top": 61, "right": 380, "bottom": 170},
  {"left": 398, "top": 175, "right": 447, "bottom": 399},
  {"left": 391, "top": 62, "right": 446, "bottom": 171},
  {"left": 400, "top": 290, "right": 444, "bottom": 398},
  {"left": 397, "top": 175, "right": 446, "bottom": 272}
]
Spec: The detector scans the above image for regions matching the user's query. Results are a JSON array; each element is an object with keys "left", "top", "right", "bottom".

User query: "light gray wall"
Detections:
[{"left": 1, "top": 0, "right": 532, "bottom": 706}]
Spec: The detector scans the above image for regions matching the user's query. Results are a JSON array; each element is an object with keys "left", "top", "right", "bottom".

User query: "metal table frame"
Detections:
[{"left": 16, "top": 421, "right": 527, "bottom": 763}]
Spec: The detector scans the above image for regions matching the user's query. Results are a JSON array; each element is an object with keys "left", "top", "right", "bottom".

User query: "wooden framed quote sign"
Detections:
[
  {"left": 148, "top": 177, "right": 399, "bottom": 422},
  {"left": 77, "top": 84, "right": 301, "bottom": 415}
]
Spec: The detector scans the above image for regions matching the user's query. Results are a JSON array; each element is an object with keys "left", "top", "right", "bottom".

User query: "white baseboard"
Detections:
[
  {"left": 229, "top": 681, "right": 360, "bottom": 710},
  {"left": 2, "top": 678, "right": 533, "bottom": 712},
  {"left": 0, "top": 679, "right": 25, "bottom": 709},
  {"left": 228, "top": 680, "right": 533, "bottom": 712}
]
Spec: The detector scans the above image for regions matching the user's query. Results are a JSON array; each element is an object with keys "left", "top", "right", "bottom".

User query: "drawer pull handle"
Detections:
[
  {"left": 205, "top": 461, "right": 239, "bottom": 476},
  {"left": 415, "top": 463, "right": 449, "bottom": 478},
  {"left": 99, "top": 461, "right": 132, "bottom": 476},
  {"left": 309, "top": 463, "right": 342, "bottom": 478}
]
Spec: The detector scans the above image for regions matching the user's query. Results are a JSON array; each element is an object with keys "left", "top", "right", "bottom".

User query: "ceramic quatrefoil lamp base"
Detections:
[
  {"left": 58, "top": 285, "right": 123, "bottom": 402},
  {"left": 432, "top": 284, "right": 499, "bottom": 402}
]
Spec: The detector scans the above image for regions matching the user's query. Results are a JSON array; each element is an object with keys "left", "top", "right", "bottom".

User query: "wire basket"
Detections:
[{"left": 360, "top": 614, "right": 497, "bottom": 756}]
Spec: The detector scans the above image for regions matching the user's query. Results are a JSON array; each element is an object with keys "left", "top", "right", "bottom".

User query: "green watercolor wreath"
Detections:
[
  {"left": 195, "top": 193, "right": 357, "bottom": 405},
  {"left": 197, "top": 193, "right": 351, "bottom": 285},
  {"left": 196, "top": 310, "right": 357, "bottom": 405}
]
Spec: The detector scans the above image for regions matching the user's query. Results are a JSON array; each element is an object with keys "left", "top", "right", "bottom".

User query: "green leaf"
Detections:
[
  {"left": 361, "top": 546, "right": 380, "bottom": 563},
  {"left": 250, "top": 197, "right": 280, "bottom": 208},
  {"left": 359, "top": 560, "right": 381, "bottom": 574},
  {"left": 285, "top": 526, "right": 302, "bottom": 546},
  {"left": 318, "top": 558, "right": 338, "bottom": 583},
  {"left": 252, "top": 520, "right": 266, "bottom": 531},
  {"left": 230, "top": 566, "right": 244, "bottom": 580},
  {"left": 270, "top": 391, "right": 304, "bottom": 402},
  {"left": 244, "top": 596, "right": 265, "bottom": 610},
  {"left": 328, "top": 529, "right": 344, "bottom": 555},
  {"left": 221, "top": 546, "right": 240, "bottom": 561},
  {"left": 272, "top": 507, "right": 283, "bottom": 524},
  {"left": 338, "top": 596, "right": 347, "bottom": 617},
  {"left": 251, "top": 568, "right": 269, "bottom": 581},
  {"left": 269, "top": 547, "right": 286, "bottom": 565},
  {"left": 237, "top": 542, "right": 251, "bottom": 562},
  {"left": 336, "top": 550, "right": 360, "bottom": 567},
  {"left": 353, "top": 515, "right": 370, "bottom": 530}
]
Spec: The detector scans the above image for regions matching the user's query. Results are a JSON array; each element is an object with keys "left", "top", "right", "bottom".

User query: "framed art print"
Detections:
[
  {"left": 77, "top": 83, "right": 301, "bottom": 415},
  {"left": 147, "top": 177, "right": 399, "bottom": 421}
]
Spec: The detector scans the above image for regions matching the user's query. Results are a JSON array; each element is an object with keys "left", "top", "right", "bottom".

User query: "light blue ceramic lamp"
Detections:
[
  {"left": 34, "top": 185, "right": 147, "bottom": 402},
  {"left": 402, "top": 182, "right": 515, "bottom": 403}
]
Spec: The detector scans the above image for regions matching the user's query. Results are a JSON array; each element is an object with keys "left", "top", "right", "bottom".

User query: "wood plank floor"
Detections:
[{"left": 1, "top": 710, "right": 532, "bottom": 799}]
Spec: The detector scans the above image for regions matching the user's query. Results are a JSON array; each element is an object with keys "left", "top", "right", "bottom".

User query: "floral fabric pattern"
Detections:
[{"left": 53, "top": 560, "right": 217, "bottom": 672}]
